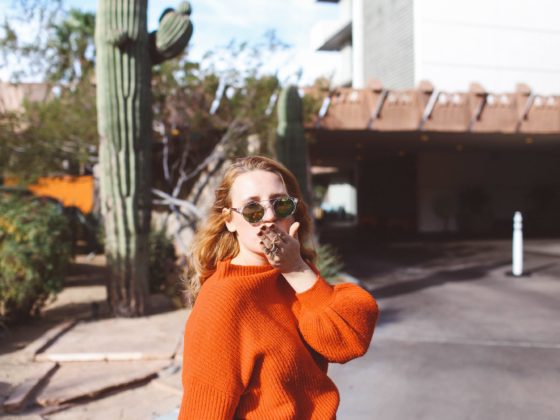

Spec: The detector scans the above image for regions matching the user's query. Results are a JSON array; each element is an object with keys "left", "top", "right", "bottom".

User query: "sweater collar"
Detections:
[{"left": 216, "top": 258, "right": 280, "bottom": 280}]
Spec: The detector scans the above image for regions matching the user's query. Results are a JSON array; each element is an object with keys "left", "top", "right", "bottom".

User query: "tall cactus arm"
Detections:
[
  {"left": 277, "top": 85, "right": 304, "bottom": 126},
  {"left": 149, "top": 1, "right": 193, "bottom": 65},
  {"left": 98, "top": 1, "right": 143, "bottom": 49},
  {"left": 105, "top": 29, "right": 133, "bottom": 48},
  {"left": 276, "top": 85, "right": 312, "bottom": 205}
]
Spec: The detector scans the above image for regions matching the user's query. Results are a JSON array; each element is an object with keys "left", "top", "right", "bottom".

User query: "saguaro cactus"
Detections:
[
  {"left": 95, "top": 1, "right": 193, "bottom": 316},
  {"left": 276, "top": 85, "right": 311, "bottom": 205}
]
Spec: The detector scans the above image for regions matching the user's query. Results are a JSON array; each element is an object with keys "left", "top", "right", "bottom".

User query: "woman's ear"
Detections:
[{"left": 222, "top": 208, "right": 236, "bottom": 233}]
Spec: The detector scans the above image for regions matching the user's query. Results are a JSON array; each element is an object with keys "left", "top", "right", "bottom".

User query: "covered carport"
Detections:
[{"left": 306, "top": 81, "right": 560, "bottom": 237}]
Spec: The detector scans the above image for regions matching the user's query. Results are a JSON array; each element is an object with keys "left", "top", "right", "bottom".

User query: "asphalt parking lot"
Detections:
[{"left": 322, "top": 233, "right": 560, "bottom": 420}]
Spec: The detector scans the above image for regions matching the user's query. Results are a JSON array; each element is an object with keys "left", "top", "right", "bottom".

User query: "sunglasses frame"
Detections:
[{"left": 229, "top": 196, "right": 299, "bottom": 224}]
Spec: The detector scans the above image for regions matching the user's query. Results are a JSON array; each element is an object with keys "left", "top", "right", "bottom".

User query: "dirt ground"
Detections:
[
  {"left": 0, "top": 254, "right": 186, "bottom": 419},
  {"left": 1, "top": 255, "right": 108, "bottom": 400}
]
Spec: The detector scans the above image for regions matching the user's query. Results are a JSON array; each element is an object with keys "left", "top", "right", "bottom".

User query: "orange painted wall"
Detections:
[{"left": 5, "top": 176, "right": 94, "bottom": 214}]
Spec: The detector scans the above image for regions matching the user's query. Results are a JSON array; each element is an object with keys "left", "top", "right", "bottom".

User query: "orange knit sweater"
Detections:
[{"left": 178, "top": 259, "right": 378, "bottom": 419}]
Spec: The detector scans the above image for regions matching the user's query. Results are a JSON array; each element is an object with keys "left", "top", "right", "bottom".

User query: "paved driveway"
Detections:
[{"left": 324, "top": 236, "right": 560, "bottom": 420}]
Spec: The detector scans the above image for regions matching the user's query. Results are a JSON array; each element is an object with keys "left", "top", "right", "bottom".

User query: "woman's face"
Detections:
[{"left": 225, "top": 170, "right": 295, "bottom": 262}]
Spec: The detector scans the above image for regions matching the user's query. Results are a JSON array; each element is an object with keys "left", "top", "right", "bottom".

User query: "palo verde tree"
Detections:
[
  {"left": 0, "top": 4, "right": 98, "bottom": 183},
  {"left": 95, "top": 0, "right": 193, "bottom": 316},
  {"left": 149, "top": 33, "right": 289, "bottom": 253}
]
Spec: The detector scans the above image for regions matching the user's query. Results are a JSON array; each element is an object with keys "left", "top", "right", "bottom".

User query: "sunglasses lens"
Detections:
[
  {"left": 274, "top": 198, "right": 296, "bottom": 218},
  {"left": 242, "top": 202, "right": 265, "bottom": 223},
  {"left": 238, "top": 198, "right": 296, "bottom": 223}
]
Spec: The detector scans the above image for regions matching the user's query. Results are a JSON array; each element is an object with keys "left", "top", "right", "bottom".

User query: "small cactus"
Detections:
[{"left": 276, "top": 85, "right": 311, "bottom": 205}]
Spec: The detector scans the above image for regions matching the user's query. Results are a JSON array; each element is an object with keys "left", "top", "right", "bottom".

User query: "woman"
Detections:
[{"left": 179, "top": 156, "right": 378, "bottom": 419}]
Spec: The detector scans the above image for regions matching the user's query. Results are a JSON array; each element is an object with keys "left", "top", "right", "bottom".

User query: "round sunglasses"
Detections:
[{"left": 229, "top": 197, "right": 299, "bottom": 224}]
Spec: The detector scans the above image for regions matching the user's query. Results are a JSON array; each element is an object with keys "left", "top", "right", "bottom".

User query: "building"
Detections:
[
  {"left": 307, "top": 0, "right": 560, "bottom": 237},
  {"left": 0, "top": 82, "right": 52, "bottom": 114},
  {"left": 312, "top": 0, "right": 560, "bottom": 93},
  {"left": 306, "top": 81, "right": 560, "bottom": 236}
]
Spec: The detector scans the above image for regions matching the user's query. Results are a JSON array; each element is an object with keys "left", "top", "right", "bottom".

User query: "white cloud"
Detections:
[
  {"left": 174, "top": 0, "right": 339, "bottom": 84},
  {"left": 1, "top": 0, "right": 340, "bottom": 85}
]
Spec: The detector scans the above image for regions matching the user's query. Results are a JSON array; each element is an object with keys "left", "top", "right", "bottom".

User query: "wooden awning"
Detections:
[{"left": 307, "top": 81, "right": 560, "bottom": 135}]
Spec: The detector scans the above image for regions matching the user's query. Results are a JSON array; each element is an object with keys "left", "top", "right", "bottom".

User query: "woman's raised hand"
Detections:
[{"left": 258, "top": 222, "right": 306, "bottom": 272}]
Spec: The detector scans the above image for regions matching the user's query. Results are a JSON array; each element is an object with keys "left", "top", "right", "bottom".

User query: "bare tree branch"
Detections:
[{"left": 152, "top": 188, "right": 203, "bottom": 220}]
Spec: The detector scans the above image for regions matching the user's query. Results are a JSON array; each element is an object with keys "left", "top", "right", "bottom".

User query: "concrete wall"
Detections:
[
  {"left": 318, "top": 0, "right": 560, "bottom": 92},
  {"left": 417, "top": 150, "right": 560, "bottom": 233},
  {"left": 311, "top": 0, "right": 353, "bottom": 86},
  {"left": 414, "top": 0, "right": 560, "bottom": 94},
  {"left": 362, "top": 0, "right": 415, "bottom": 88},
  {"left": 0, "top": 82, "right": 51, "bottom": 113},
  {"left": 334, "top": 44, "right": 353, "bottom": 86},
  {"left": 339, "top": 0, "right": 353, "bottom": 21}
]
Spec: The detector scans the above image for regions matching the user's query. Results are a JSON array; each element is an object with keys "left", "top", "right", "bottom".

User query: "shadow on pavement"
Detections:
[
  {"left": 524, "top": 261, "right": 559, "bottom": 275},
  {"left": 319, "top": 225, "right": 501, "bottom": 279},
  {"left": 370, "top": 259, "right": 510, "bottom": 299},
  {"left": 0, "top": 255, "right": 178, "bottom": 356},
  {"left": 342, "top": 243, "right": 498, "bottom": 281},
  {"left": 375, "top": 307, "right": 403, "bottom": 327},
  {"left": 64, "top": 261, "right": 108, "bottom": 287}
]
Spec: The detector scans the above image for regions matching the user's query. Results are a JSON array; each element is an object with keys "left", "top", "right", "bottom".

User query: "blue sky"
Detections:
[{"left": 0, "top": 0, "right": 340, "bottom": 84}]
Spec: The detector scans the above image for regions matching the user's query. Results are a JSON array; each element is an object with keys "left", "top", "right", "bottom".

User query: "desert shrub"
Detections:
[
  {"left": 0, "top": 192, "right": 72, "bottom": 323},
  {"left": 148, "top": 227, "right": 177, "bottom": 294},
  {"left": 93, "top": 222, "right": 178, "bottom": 294},
  {"left": 315, "top": 243, "right": 344, "bottom": 284}
]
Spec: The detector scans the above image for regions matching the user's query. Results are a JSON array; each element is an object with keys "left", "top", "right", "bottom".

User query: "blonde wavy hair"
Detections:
[{"left": 184, "top": 156, "right": 316, "bottom": 304}]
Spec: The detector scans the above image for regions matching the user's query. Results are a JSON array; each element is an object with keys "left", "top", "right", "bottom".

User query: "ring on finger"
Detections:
[{"left": 267, "top": 232, "right": 280, "bottom": 243}]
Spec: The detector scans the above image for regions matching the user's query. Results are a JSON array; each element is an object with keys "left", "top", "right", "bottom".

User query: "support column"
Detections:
[{"left": 352, "top": 0, "right": 365, "bottom": 88}]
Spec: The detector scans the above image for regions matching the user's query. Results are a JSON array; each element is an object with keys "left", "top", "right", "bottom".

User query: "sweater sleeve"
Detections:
[
  {"left": 178, "top": 286, "right": 250, "bottom": 419},
  {"left": 295, "top": 275, "right": 379, "bottom": 363}
]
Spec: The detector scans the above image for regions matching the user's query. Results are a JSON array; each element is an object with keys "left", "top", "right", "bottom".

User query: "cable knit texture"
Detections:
[{"left": 178, "top": 259, "right": 378, "bottom": 419}]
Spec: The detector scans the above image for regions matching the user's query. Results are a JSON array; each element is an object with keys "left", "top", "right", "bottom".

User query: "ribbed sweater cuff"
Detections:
[
  {"left": 295, "top": 276, "right": 335, "bottom": 310},
  {"left": 179, "top": 378, "right": 238, "bottom": 419}
]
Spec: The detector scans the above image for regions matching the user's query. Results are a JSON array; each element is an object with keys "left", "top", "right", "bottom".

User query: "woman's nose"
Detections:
[{"left": 261, "top": 204, "right": 277, "bottom": 222}]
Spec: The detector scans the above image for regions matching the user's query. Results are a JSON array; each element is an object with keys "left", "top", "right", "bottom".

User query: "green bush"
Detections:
[
  {"left": 0, "top": 192, "right": 72, "bottom": 323},
  {"left": 94, "top": 222, "right": 178, "bottom": 294},
  {"left": 315, "top": 243, "right": 344, "bottom": 284},
  {"left": 148, "top": 227, "right": 177, "bottom": 294}
]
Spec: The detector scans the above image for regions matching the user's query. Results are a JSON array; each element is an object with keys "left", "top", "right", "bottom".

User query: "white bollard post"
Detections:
[{"left": 512, "top": 211, "right": 523, "bottom": 276}]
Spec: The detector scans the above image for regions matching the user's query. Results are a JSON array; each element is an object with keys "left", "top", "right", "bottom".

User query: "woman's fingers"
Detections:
[
  {"left": 260, "top": 234, "right": 274, "bottom": 249},
  {"left": 259, "top": 239, "right": 281, "bottom": 263},
  {"left": 260, "top": 232, "right": 280, "bottom": 254},
  {"left": 289, "top": 222, "right": 300, "bottom": 239},
  {"left": 259, "top": 240, "right": 274, "bottom": 257},
  {"left": 260, "top": 226, "right": 282, "bottom": 244},
  {"left": 268, "top": 232, "right": 286, "bottom": 244},
  {"left": 258, "top": 224, "right": 300, "bottom": 266},
  {"left": 267, "top": 226, "right": 287, "bottom": 244}
]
